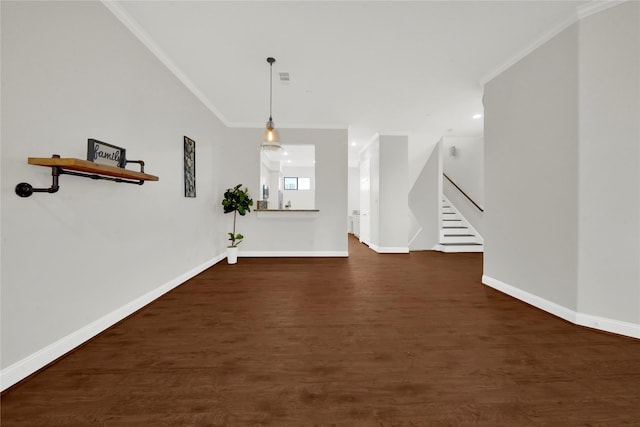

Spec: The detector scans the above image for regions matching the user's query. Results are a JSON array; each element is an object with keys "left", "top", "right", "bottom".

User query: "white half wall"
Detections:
[
  {"left": 409, "top": 142, "right": 440, "bottom": 250},
  {"left": 408, "top": 133, "right": 441, "bottom": 188},
  {"left": 1, "top": 1, "right": 226, "bottom": 388}
]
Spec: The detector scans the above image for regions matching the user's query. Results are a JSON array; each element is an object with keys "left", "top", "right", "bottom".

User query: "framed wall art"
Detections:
[
  {"left": 87, "top": 139, "right": 126, "bottom": 168},
  {"left": 184, "top": 136, "right": 196, "bottom": 197}
]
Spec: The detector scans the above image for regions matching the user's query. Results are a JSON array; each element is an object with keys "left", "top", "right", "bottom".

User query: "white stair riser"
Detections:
[
  {"left": 441, "top": 235, "right": 482, "bottom": 244},
  {"left": 440, "top": 245, "right": 484, "bottom": 253}
]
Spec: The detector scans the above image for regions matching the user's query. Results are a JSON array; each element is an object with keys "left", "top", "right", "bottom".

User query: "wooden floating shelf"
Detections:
[
  {"left": 16, "top": 155, "right": 159, "bottom": 197},
  {"left": 28, "top": 157, "right": 159, "bottom": 181}
]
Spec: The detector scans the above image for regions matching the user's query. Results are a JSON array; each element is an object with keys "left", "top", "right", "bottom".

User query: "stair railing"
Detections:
[{"left": 443, "top": 173, "right": 484, "bottom": 212}]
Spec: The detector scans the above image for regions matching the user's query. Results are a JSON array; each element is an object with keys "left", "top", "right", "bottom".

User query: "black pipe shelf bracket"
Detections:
[{"left": 16, "top": 155, "right": 159, "bottom": 198}]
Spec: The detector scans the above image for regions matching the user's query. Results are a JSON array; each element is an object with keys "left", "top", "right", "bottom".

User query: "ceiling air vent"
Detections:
[{"left": 279, "top": 72, "right": 290, "bottom": 82}]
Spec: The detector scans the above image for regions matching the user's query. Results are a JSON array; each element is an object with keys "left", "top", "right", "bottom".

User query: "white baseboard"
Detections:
[
  {"left": 0, "top": 254, "right": 225, "bottom": 392},
  {"left": 369, "top": 244, "right": 409, "bottom": 254},
  {"left": 482, "top": 275, "right": 639, "bottom": 340},
  {"left": 576, "top": 313, "right": 640, "bottom": 339},
  {"left": 240, "top": 251, "right": 348, "bottom": 257},
  {"left": 482, "top": 275, "right": 577, "bottom": 323}
]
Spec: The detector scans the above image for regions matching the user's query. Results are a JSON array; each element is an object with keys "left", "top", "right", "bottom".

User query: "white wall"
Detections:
[
  {"left": 0, "top": 1, "right": 351, "bottom": 391},
  {"left": 442, "top": 136, "right": 484, "bottom": 206},
  {"left": 483, "top": 21, "right": 580, "bottom": 310},
  {"left": 369, "top": 138, "right": 381, "bottom": 248},
  {"left": 408, "top": 133, "right": 441, "bottom": 188},
  {"left": 577, "top": 2, "right": 640, "bottom": 328},
  {"left": 348, "top": 166, "right": 360, "bottom": 233},
  {"left": 378, "top": 136, "right": 409, "bottom": 251},
  {"left": 221, "top": 128, "right": 348, "bottom": 255},
  {"left": 348, "top": 166, "right": 360, "bottom": 215},
  {"left": 484, "top": 2, "right": 640, "bottom": 338},
  {"left": 269, "top": 169, "right": 281, "bottom": 207},
  {"left": 363, "top": 135, "right": 409, "bottom": 253},
  {"left": 1, "top": 1, "right": 226, "bottom": 385},
  {"left": 408, "top": 142, "right": 441, "bottom": 250},
  {"left": 260, "top": 156, "right": 281, "bottom": 206},
  {"left": 359, "top": 151, "right": 372, "bottom": 245},
  {"left": 282, "top": 166, "right": 315, "bottom": 209}
]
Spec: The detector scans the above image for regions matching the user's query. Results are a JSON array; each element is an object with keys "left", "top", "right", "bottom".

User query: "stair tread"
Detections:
[
  {"left": 443, "top": 226, "right": 468, "bottom": 229},
  {"left": 441, "top": 242, "right": 483, "bottom": 246},
  {"left": 443, "top": 234, "right": 475, "bottom": 237}
]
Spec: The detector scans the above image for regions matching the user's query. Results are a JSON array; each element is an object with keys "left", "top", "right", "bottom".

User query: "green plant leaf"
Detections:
[{"left": 222, "top": 184, "right": 253, "bottom": 244}]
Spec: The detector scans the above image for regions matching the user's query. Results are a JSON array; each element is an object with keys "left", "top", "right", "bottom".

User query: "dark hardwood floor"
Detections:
[{"left": 2, "top": 235, "right": 639, "bottom": 426}]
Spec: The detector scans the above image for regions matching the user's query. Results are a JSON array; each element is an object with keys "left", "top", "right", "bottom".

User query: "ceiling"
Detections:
[{"left": 109, "top": 0, "right": 589, "bottom": 161}]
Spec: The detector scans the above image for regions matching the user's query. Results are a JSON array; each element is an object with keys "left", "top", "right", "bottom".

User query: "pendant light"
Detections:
[{"left": 261, "top": 57, "right": 282, "bottom": 150}]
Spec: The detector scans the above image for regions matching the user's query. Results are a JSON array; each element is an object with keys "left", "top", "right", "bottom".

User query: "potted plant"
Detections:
[{"left": 221, "top": 184, "right": 253, "bottom": 264}]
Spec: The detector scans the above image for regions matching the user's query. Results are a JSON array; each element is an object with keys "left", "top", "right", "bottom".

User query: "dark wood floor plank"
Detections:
[{"left": 2, "top": 235, "right": 639, "bottom": 426}]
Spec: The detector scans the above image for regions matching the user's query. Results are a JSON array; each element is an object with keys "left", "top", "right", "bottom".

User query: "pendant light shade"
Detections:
[
  {"left": 262, "top": 118, "right": 280, "bottom": 148},
  {"left": 261, "top": 57, "right": 282, "bottom": 150}
]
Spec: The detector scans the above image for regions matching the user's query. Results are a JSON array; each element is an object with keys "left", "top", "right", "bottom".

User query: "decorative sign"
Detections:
[
  {"left": 184, "top": 136, "right": 196, "bottom": 197},
  {"left": 87, "top": 139, "right": 126, "bottom": 168}
]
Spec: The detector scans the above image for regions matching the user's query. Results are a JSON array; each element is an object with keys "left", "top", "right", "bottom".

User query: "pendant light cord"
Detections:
[
  {"left": 269, "top": 60, "right": 273, "bottom": 121},
  {"left": 267, "top": 57, "right": 275, "bottom": 121}
]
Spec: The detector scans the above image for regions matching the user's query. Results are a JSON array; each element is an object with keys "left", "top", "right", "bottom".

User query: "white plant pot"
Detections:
[{"left": 227, "top": 246, "right": 238, "bottom": 264}]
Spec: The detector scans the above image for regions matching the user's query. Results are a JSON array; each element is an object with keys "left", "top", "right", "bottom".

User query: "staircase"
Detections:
[{"left": 437, "top": 197, "right": 483, "bottom": 253}]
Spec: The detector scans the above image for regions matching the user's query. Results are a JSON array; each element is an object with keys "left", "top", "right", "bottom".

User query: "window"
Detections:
[
  {"left": 284, "top": 177, "right": 298, "bottom": 190},
  {"left": 283, "top": 177, "right": 311, "bottom": 190},
  {"left": 298, "top": 177, "right": 311, "bottom": 190}
]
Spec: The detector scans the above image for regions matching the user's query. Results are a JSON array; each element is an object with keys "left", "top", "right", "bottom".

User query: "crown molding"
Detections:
[
  {"left": 102, "top": 1, "right": 350, "bottom": 133},
  {"left": 480, "top": 9, "right": 579, "bottom": 85},
  {"left": 100, "top": 1, "right": 231, "bottom": 126},
  {"left": 577, "top": 0, "right": 626, "bottom": 19},
  {"left": 480, "top": 0, "right": 629, "bottom": 85}
]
